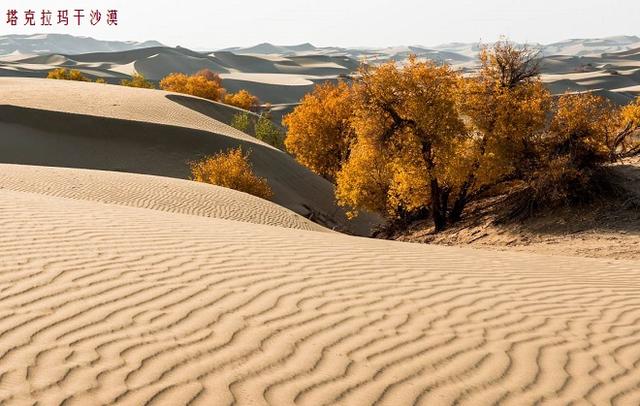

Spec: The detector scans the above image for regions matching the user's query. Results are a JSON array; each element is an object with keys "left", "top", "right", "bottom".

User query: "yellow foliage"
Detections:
[
  {"left": 190, "top": 147, "right": 273, "bottom": 200},
  {"left": 337, "top": 57, "right": 465, "bottom": 224},
  {"left": 335, "top": 137, "right": 392, "bottom": 218},
  {"left": 47, "top": 68, "right": 89, "bottom": 81},
  {"left": 224, "top": 90, "right": 260, "bottom": 111},
  {"left": 121, "top": 73, "right": 155, "bottom": 89},
  {"left": 283, "top": 81, "right": 355, "bottom": 181},
  {"left": 289, "top": 40, "right": 640, "bottom": 229},
  {"left": 95, "top": 78, "right": 107, "bottom": 84},
  {"left": 549, "top": 93, "right": 616, "bottom": 163},
  {"left": 160, "top": 71, "right": 225, "bottom": 101},
  {"left": 621, "top": 97, "right": 640, "bottom": 128}
]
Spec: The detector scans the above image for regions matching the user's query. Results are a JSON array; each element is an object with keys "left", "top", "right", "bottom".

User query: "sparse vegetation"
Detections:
[
  {"left": 255, "top": 115, "right": 284, "bottom": 149},
  {"left": 121, "top": 73, "right": 155, "bottom": 89},
  {"left": 230, "top": 111, "right": 251, "bottom": 133},
  {"left": 95, "top": 78, "right": 107, "bottom": 84},
  {"left": 190, "top": 147, "right": 273, "bottom": 200},
  {"left": 230, "top": 111, "right": 285, "bottom": 150},
  {"left": 47, "top": 68, "right": 89, "bottom": 81},
  {"left": 284, "top": 40, "right": 640, "bottom": 232}
]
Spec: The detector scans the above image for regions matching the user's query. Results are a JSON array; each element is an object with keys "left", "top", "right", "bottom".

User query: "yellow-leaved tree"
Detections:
[
  {"left": 337, "top": 57, "right": 466, "bottom": 230},
  {"left": 283, "top": 81, "right": 355, "bottom": 182},
  {"left": 160, "top": 69, "right": 225, "bottom": 101},
  {"left": 224, "top": 90, "right": 260, "bottom": 111},
  {"left": 284, "top": 40, "right": 640, "bottom": 232},
  {"left": 454, "top": 40, "right": 551, "bottom": 219}
]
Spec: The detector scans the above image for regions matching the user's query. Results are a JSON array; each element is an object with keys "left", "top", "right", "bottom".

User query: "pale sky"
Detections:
[{"left": 2, "top": 0, "right": 639, "bottom": 50}]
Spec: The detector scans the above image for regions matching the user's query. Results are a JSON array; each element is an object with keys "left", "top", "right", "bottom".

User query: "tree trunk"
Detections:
[
  {"left": 449, "top": 184, "right": 470, "bottom": 223},
  {"left": 449, "top": 196, "right": 466, "bottom": 223},
  {"left": 430, "top": 179, "right": 446, "bottom": 232}
]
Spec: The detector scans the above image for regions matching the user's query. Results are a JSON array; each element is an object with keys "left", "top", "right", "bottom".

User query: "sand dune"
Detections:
[
  {"left": 1, "top": 176, "right": 640, "bottom": 405},
  {"left": 0, "top": 164, "right": 326, "bottom": 232},
  {"left": 0, "top": 78, "right": 379, "bottom": 234}
]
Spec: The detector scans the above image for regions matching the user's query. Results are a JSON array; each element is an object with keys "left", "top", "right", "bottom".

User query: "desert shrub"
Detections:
[
  {"left": 520, "top": 92, "right": 640, "bottom": 210},
  {"left": 160, "top": 71, "right": 225, "bottom": 101},
  {"left": 230, "top": 111, "right": 251, "bottom": 133},
  {"left": 47, "top": 68, "right": 89, "bottom": 81},
  {"left": 190, "top": 147, "right": 273, "bottom": 200},
  {"left": 121, "top": 73, "right": 155, "bottom": 89},
  {"left": 283, "top": 81, "right": 355, "bottom": 182},
  {"left": 255, "top": 115, "right": 284, "bottom": 149},
  {"left": 95, "top": 78, "right": 107, "bottom": 84},
  {"left": 224, "top": 90, "right": 260, "bottom": 111}
]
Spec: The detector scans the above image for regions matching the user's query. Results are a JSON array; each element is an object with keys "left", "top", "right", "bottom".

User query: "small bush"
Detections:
[
  {"left": 95, "top": 78, "right": 107, "bottom": 84},
  {"left": 190, "top": 147, "right": 273, "bottom": 200},
  {"left": 255, "top": 115, "right": 284, "bottom": 149},
  {"left": 230, "top": 112, "right": 251, "bottom": 133},
  {"left": 47, "top": 68, "right": 89, "bottom": 81},
  {"left": 121, "top": 73, "right": 155, "bottom": 89}
]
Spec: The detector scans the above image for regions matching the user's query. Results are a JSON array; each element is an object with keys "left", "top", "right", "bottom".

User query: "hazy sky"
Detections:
[{"left": 2, "top": 0, "right": 639, "bottom": 49}]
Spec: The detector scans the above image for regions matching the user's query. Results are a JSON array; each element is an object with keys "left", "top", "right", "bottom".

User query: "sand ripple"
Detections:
[{"left": 1, "top": 184, "right": 640, "bottom": 405}]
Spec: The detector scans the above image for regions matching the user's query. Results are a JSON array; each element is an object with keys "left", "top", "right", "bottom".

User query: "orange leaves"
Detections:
[
  {"left": 190, "top": 147, "right": 273, "bottom": 200},
  {"left": 286, "top": 40, "right": 640, "bottom": 226},
  {"left": 283, "top": 81, "right": 355, "bottom": 181},
  {"left": 47, "top": 68, "right": 89, "bottom": 81},
  {"left": 160, "top": 70, "right": 262, "bottom": 113},
  {"left": 224, "top": 90, "right": 260, "bottom": 111},
  {"left": 336, "top": 59, "right": 465, "bottom": 220},
  {"left": 160, "top": 70, "right": 225, "bottom": 102}
]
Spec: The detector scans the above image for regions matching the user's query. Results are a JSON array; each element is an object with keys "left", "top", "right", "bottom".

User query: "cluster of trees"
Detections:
[
  {"left": 284, "top": 41, "right": 640, "bottom": 231},
  {"left": 46, "top": 68, "right": 261, "bottom": 112},
  {"left": 190, "top": 147, "right": 273, "bottom": 200}
]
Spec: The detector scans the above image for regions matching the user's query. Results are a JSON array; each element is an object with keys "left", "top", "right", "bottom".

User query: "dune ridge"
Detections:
[
  {"left": 1, "top": 180, "right": 640, "bottom": 405},
  {"left": 0, "top": 164, "right": 326, "bottom": 232}
]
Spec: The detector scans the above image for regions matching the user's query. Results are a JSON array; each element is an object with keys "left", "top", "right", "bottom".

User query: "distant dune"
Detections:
[
  {"left": 3, "top": 36, "right": 640, "bottom": 109},
  {"left": 0, "top": 77, "right": 379, "bottom": 234},
  {"left": 0, "top": 33, "right": 163, "bottom": 56}
]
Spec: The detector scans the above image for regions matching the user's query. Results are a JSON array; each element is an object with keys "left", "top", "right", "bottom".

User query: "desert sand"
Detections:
[
  {"left": 1, "top": 54, "right": 640, "bottom": 405},
  {"left": 1, "top": 165, "right": 640, "bottom": 405}
]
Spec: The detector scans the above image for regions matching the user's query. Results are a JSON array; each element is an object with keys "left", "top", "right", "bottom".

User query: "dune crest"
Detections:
[{"left": 0, "top": 164, "right": 327, "bottom": 232}]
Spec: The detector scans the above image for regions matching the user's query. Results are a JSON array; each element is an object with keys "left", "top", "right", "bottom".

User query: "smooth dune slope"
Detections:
[
  {"left": 1, "top": 185, "right": 640, "bottom": 405},
  {"left": 0, "top": 164, "right": 326, "bottom": 232},
  {"left": 0, "top": 78, "right": 379, "bottom": 234}
]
